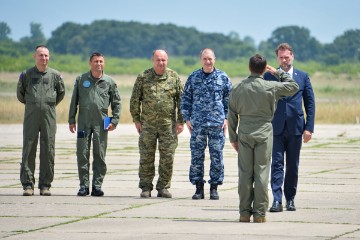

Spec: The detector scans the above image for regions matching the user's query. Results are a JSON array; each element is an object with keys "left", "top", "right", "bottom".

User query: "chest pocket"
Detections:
[
  {"left": 162, "top": 85, "right": 175, "bottom": 99},
  {"left": 213, "top": 82, "right": 223, "bottom": 101},
  {"left": 43, "top": 78, "right": 57, "bottom": 104},
  {"left": 24, "top": 77, "right": 41, "bottom": 102},
  {"left": 31, "top": 78, "right": 40, "bottom": 85},
  {"left": 29, "top": 77, "right": 55, "bottom": 103},
  {"left": 96, "top": 81, "right": 110, "bottom": 110},
  {"left": 98, "top": 81, "right": 109, "bottom": 97}
]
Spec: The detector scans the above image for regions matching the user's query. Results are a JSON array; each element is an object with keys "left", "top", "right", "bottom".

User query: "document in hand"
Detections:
[{"left": 104, "top": 117, "right": 112, "bottom": 130}]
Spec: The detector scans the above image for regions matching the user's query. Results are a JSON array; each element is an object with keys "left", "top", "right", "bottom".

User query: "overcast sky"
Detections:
[{"left": 2, "top": 0, "right": 359, "bottom": 45}]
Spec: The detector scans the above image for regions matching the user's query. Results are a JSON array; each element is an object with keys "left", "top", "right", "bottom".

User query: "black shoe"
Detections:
[
  {"left": 286, "top": 199, "right": 296, "bottom": 211},
  {"left": 77, "top": 187, "right": 89, "bottom": 196},
  {"left": 269, "top": 201, "right": 283, "bottom": 212},
  {"left": 91, "top": 188, "right": 104, "bottom": 197},
  {"left": 192, "top": 182, "right": 204, "bottom": 200},
  {"left": 210, "top": 184, "right": 219, "bottom": 200}
]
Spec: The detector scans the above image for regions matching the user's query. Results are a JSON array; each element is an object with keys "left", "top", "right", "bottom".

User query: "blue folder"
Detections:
[{"left": 104, "top": 117, "right": 112, "bottom": 130}]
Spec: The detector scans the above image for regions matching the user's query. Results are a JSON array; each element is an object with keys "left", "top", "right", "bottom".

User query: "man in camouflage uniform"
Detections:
[
  {"left": 181, "top": 48, "right": 232, "bottom": 200},
  {"left": 69, "top": 52, "right": 121, "bottom": 197},
  {"left": 228, "top": 54, "right": 299, "bottom": 223},
  {"left": 130, "top": 49, "right": 184, "bottom": 198},
  {"left": 17, "top": 45, "right": 65, "bottom": 196}
]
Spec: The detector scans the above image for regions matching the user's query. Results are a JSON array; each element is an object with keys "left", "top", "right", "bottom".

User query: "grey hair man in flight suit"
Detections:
[
  {"left": 17, "top": 45, "right": 65, "bottom": 196},
  {"left": 228, "top": 54, "right": 299, "bottom": 223},
  {"left": 69, "top": 52, "right": 121, "bottom": 197}
]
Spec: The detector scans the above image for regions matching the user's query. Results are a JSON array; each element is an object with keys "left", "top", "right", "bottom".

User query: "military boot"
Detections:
[
  {"left": 192, "top": 182, "right": 204, "bottom": 200},
  {"left": 77, "top": 187, "right": 89, "bottom": 196},
  {"left": 40, "top": 187, "right": 51, "bottom": 196},
  {"left": 210, "top": 184, "right": 219, "bottom": 200},
  {"left": 23, "top": 187, "right": 34, "bottom": 196},
  {"left": 157, "top": 189, "right": 172, "bottom": 198},
  {"left": 140, "top": 188, "right": 151, "bottom": 198},
  {"left": 253, "top": 216, "right": 266, "bottom": 223},
  {"left": 91, "top": 187, "right": 104, "bottom": 197}
]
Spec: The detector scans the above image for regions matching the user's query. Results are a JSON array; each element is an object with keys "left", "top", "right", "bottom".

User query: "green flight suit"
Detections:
[
  {"left": 68, "top": 71, "right": 121, "bottom": 189},
  {"left": 130, "top": 68, "right": 184, "bottom": 191},
  {"left": 17, "top": 66, "right": 65, "bottom": 190},
  {"left": 228, "top": 71, "right": 299, "bottom": 218}
]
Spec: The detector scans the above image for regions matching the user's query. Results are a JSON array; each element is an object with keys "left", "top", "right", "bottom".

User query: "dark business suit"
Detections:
[{"left": 264, "top": 68, "right": 315, "bottom": 203}]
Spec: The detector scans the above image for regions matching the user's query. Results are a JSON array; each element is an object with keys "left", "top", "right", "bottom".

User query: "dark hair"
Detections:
[
  {"left": 90, "top": 52, "right": 104, "bottom": 61},
  {"left": 35, "top": 45, "right": 48, "bottom": 50},
  {"left": 249, "top": 54, "right": 267, "bottom": 74},
  {"left": 275, "top": 43, "right": 293, "bottom": 56}
]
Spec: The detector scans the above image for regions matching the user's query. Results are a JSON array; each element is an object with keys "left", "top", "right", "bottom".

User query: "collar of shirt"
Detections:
[
  {"left": 200, "top": 67, "right": 217, "bottom": 80},
  {"left": 35, "top": 66, "right": 48, "bottom": 74},
  {"left": 152, "top": 68, "right": 168, "bottom": 81},
  {"left": 279, "top": 66, "right": 294, "bottom": 76}
]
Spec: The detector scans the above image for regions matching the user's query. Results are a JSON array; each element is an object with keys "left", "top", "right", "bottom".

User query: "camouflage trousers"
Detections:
[
  {"left": 138, "top": 123, "right": 178, "bottom": 190},
  {"left": 189, "top": 126, "right": 225, "bottom": 185}
]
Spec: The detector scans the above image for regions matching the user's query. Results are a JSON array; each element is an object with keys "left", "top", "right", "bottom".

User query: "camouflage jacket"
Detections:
[
  {"left": 130, "top": 67, "right": 184, "bottom": 125},
  {"left": 181, "top": 68, "right": 232, "bottom": 127}
]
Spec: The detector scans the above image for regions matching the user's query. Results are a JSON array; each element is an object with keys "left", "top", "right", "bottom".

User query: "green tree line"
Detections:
[{"left": 1, "top": 20, "right": 360, "bottom": 70}]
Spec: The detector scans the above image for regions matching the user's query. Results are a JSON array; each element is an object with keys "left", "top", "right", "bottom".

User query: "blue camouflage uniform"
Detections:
[{"left": 181, "top": 68, "right": 232, "bottom": 185}]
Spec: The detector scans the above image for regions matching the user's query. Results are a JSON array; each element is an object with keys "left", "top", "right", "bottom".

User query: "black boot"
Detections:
[
  {"left": 210, "top": 184, "right": 219, "bottom": 200},
  {"left": 192, "top": 182, "right": 204, "bottom": 200}
]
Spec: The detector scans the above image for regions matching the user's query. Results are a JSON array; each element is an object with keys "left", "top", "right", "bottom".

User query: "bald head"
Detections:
[
  {"left": 152, "top": 49, "right": 168, "bottom": 75},
  {"left": 200, "top": 48, "right": 215, "bottom": 59},
  {"left": 200, "top": 48, "right": 216, "bottom": 73}
]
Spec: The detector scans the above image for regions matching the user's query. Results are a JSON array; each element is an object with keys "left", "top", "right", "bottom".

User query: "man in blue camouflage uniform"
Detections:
[
  {"left": 181, "top": 48, "right": 232, "bottom": 200},
  {"left": 130, "top": 49, "right": 184, "bottom": 198},
  {"left": 17, "top": 45, "right": 65, "bottom": 196}
]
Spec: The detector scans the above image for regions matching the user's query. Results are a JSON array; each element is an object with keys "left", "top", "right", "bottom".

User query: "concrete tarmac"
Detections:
[{"left": 0, "top": 124, "right": 359, "bottom": 240}]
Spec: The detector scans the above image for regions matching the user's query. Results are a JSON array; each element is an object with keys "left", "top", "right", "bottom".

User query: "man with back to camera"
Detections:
[
  {"left": 264, "top": 43, "right": 315, "bottom": 212},
  {"left": 17, "top": 45, "right": 65, "bottom": 196},
  {"left": 228, "top": 54, "right": 299, "bottom": 222}
]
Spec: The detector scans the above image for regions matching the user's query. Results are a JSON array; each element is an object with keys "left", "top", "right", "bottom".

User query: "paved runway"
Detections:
[{"left": 0, "top": 124, "right": 359, "bottom": 239}]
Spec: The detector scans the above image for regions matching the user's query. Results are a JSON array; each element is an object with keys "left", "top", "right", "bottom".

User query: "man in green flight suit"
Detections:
[
  {"left": 69, "top": 52, "right": 121, "bottom": 197},
  {"left": 17, "top": 45, "right": 65, "bottom": 196},
  {"left": 130, "top": 49, "right": 184, "bottom": 198},
  {"left": 228, "top": 54, "right": 299, "bottom": 223}
]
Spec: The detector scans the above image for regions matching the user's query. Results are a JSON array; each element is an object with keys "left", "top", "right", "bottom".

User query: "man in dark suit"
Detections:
[{"left": 264, "top": 43, "right": 315, "bottom": 212}]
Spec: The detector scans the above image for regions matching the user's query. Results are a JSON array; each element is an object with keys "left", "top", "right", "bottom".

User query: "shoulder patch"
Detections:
[{"left": 83, "top": 80, "right": 91, "bottom": 88}]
